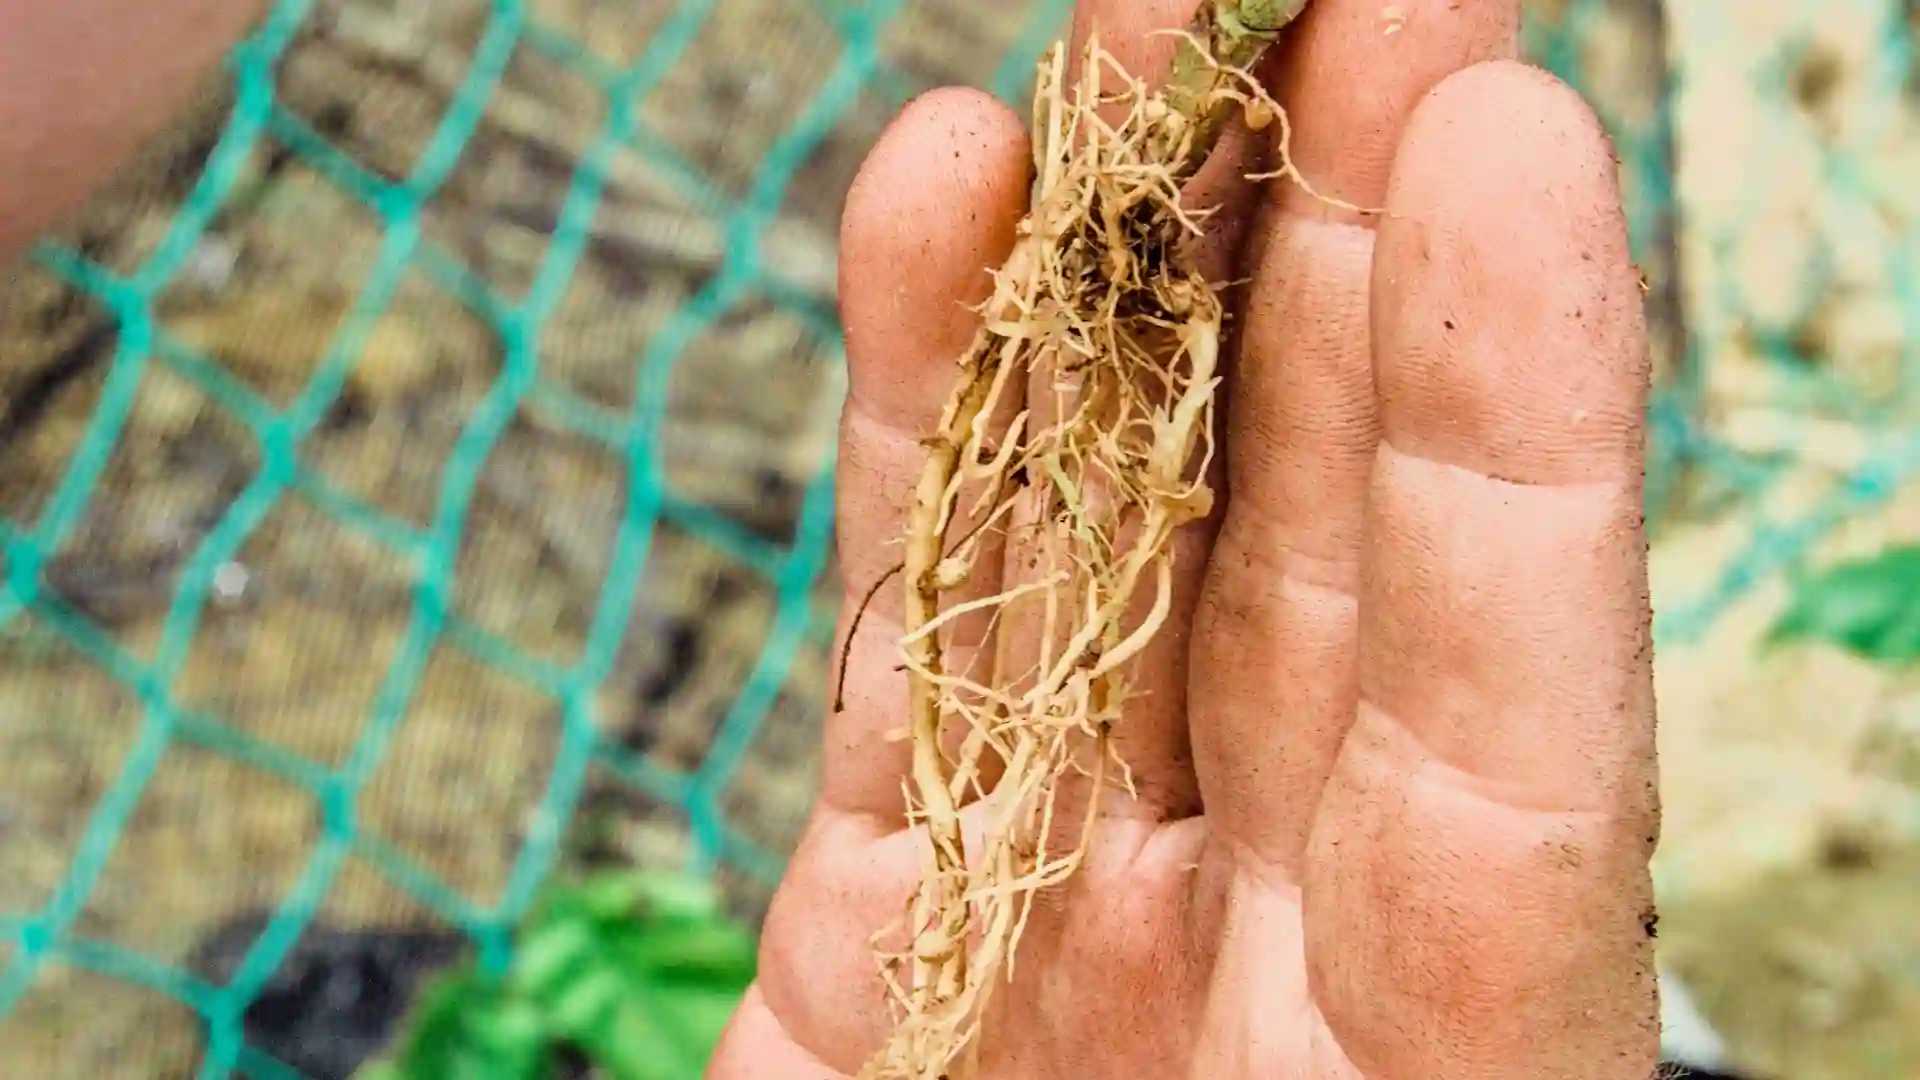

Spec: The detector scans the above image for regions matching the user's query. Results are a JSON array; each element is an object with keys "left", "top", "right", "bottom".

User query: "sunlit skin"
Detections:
[
  {"left": 0, "top": 1, "right": 1658, "bottom": 1075},
  {"left": 0, "top": 1, "right": 269, "bottom": 261},
  {"left": 712, "top": 0, "right": 1660, "bottom": 1076}
]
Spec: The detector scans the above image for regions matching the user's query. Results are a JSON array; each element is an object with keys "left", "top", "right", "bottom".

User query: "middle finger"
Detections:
[{"left": 1188, "top": 0, "right": 1521, "bottom": 881}]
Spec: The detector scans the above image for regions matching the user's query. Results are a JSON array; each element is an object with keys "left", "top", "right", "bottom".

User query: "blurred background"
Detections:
[{"left": 1, "top": 0, "right": 1917, "bottom": 1077}]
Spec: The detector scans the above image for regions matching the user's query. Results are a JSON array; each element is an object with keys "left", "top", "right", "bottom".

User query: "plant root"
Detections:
[{"left": 861, "top": 4, "right": 1309, "bottom": 1076}]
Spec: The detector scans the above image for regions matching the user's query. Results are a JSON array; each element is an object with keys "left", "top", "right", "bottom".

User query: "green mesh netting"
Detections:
[{"left": 0, "top": 0, "right": 1916, "bottom": 1076}]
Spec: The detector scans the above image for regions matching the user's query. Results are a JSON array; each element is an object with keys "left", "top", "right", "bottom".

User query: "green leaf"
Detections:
[
  {"left": 511, "top": 918, "right": 596, "bottom": 999},
  {"left": 364, "top": 967, "right": 550, "bottom": 1080},
  {"left": 629, "top": 871, "right": 725, "bottom": 922},
  {"left": 1769, "top": 545, "right": 1920, "bottom": 664},
  {"left": 469, "top": 995, "right": 550, "bottom": 1068},
  {"left": 611, "top": 921, "right": 756, "bottom": 982},
  {"left": 545, "top": 963, "right": 630, "bottom": 1038},
  {"left": 650, "top": 981, "right": 756, "bottom": 1053},
  {"left": 359, "top": 871, "right": 756, "bottom": 1080},
  {"left": 576, "top": 870, "right": 652, "bottom": 921},
  {"left": 590, "top": 992, "right": 704, "bottom": 1080}
]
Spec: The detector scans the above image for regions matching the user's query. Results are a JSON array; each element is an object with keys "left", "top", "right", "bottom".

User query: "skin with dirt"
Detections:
[{"left": 4, "top": 1, "right": 1918, "bottom": 1076}]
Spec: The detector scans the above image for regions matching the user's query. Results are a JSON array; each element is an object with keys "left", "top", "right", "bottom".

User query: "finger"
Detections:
[
  {"left": 709, "top": 985, "right": 851, "bottom": 1078},
  {"left": 755, "top": 791, "right": 1012, "bottom": 1070},
  {"left": 0, "top": 0, "right": 264, "bottom": 260},
  {"left": 1307, "top": 61, "right": 1658, "bottom": 1077},
  {"left": 1266, "top": 0, "right": 1522, "bottom": 224},
  {"left": 823, "top": 87, "right": 1032, "bottom": 821},
  {"left": 1190, "top": 0, "right": 1519, "bottom": 878}
]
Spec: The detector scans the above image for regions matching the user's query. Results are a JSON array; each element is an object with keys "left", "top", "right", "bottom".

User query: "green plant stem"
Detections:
[{"left": 1165, "top": 0, "right": 1305, "bottom": 174}]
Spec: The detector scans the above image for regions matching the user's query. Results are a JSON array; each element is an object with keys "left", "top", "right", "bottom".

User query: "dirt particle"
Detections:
[
  {"left": 1819, "top": 824, "right": 1877, "bottom": 870},
  {"left": 1793, "top": 46, "right": 1844, "bottom": 110}
]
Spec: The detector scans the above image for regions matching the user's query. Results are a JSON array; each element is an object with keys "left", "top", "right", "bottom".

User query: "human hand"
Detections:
[
  {"left": 0, "top": 0, "right": 265, "bottom": 262},
  {"left": 713, "top": 0, "right": 1658, "bottom": 1075}
]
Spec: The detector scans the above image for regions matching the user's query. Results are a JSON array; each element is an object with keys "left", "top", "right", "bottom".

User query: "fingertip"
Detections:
[
  {"left": 1270, "top": 0, "right": 1521, "bottom": 222},
  {"left": 1394, "top": 60, "right": 1618, "bottom": 200},
  {"left": 1373, "top": 59, "right": 1648, "bottom": 485},
  {"left": 839, "top": 87, "right": 1031, "bottom": 424}
]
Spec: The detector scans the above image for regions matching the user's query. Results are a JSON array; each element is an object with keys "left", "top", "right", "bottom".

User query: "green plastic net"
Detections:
[{"left": 0, "top": 0, "right": 1915, "bottom": 1076}]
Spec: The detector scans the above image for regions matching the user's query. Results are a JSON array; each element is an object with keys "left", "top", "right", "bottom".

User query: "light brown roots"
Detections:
[{"left": 863, "top": 7, "right": 1308, "bottom": 1076}]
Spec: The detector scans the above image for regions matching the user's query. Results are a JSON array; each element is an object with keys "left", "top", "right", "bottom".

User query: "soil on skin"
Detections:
[{"left": 2, "top": 1, "right": 1918, "bottom": 1077}]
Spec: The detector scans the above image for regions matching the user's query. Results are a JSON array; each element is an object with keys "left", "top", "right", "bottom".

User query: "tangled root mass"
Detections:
[{"left": 861, "top": 8, "right": 1322, "bottom": 1075}]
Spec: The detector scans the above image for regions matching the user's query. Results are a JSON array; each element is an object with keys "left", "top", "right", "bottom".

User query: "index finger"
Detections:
[{"left": 824, "top": 88, "right": 1033, "bottom": 822}]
